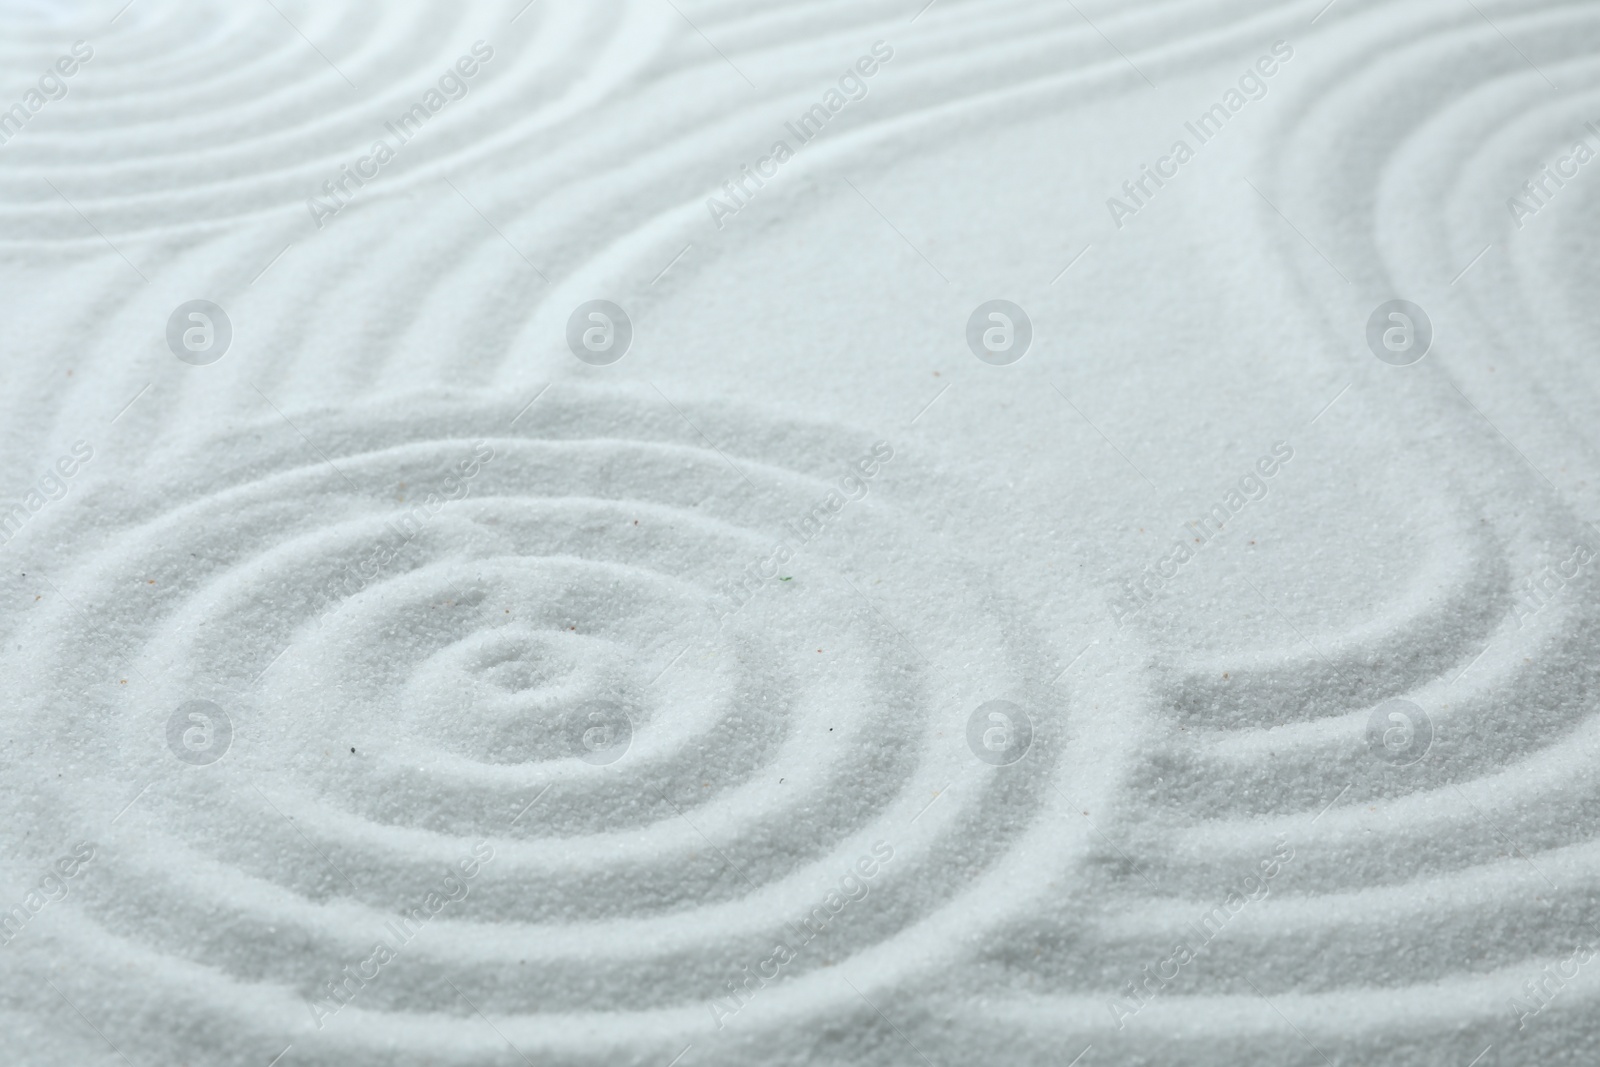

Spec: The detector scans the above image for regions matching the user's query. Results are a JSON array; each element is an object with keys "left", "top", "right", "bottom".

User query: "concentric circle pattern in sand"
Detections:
[
  {"left": 8, "top": 0, "right": 1600, "bottom": 1064},
  {"left": 1, "top": 389, "right": 1137, "bottom": 1065}
]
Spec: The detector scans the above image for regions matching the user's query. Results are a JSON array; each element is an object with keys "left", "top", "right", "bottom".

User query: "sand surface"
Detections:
[{"left": 3, "top": 1, "right": 1600, "bottom": 1064}]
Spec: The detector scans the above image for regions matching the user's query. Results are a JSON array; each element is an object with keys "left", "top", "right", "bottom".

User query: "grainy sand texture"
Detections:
[{"left": 2, "top": 1, "right": 1599, "bottom": 1065}]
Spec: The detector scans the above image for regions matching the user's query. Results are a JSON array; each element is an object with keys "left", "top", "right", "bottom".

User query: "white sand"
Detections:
[{"left": 2, "top": 0, "right": 1599, "bottom": 1064}]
